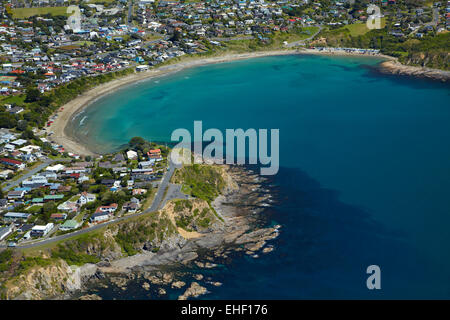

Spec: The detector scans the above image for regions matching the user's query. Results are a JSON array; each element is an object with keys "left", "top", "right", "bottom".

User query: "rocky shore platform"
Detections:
[
  {"left": 379, "top": 60, "right": 450, "bottom": 82},
  {"left": 74, "top": 165, "right": 280, "bottom": 300}
]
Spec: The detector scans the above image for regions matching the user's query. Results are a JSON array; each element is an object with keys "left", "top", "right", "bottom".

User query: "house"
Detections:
[
  {"left": 0, "top": 169, "right": 14, "bottom": 179},
  {"left": 60, "top": 219, "right": 80, "bottom": 231},
  {"left": 57, "top": 201, "right": 79, "bottom": 212},
  {"left": 96, "top": 203, "right": 118, "bottom": 214},
  {"left": 43, "top": 194, "right": 64, "bottom": 202},
  {"left": 18, "top": 145, "right": 41, "bottom": 154},
  {"left": 30, "top": 223, "right": 54, "bottom": 237},
  {"left": 123, "top": 198, "right": 140, "bottom": 213},
  {"left": 0, "top": 224, "right": 14, "bottom": 241},
  {"left": 136, "top": 65, "right": 149, "bottom": 72},
  {"left": 3, "top": 212, "right": 31, "bottom": 222},
  {"left": 58, "top": 185, "right": 72, "bottom": 193},
  {"left": 138, "top": 161, "right": 154, "bottom": 168},
  {"left": 0, "top": 157, "right": 25, "bottom": 170},
  {"left": 90, "top": 211, "right": 111, "bottom": 223},
  {"left": 32, "top": 197, "right": 44, "bottom": 204},
  {"left": 11, "top": 139, "right": 27, "bottom": 146},
  {"left": 101, "top": 179, "right": 115, "bottom": 186},
  {"left": 132, "top": 188, "right": 147, "bottom": 195},
  {"left": 7, "top": 190, "right": 25, "bottom": 200},
  {"left": 3, "top": 144, "right": 15, "bottom": 152},
  {"left": 17, "top": 223, "right": 33, "bottom": 233},
  {"left": 148, "top": 148, "right": 162, "bottom": 157},
  {"left": 113, "top": 153, "right": 125, "bottom": 162},
  {"left": 0, "top": 199, "right": 8, "bottom": 209},
  {"left": 22, "top": 175, "right": 48, "bottom": 188},
  {"left": 78, "top": 192, "right": 96, "bottom": 205},
  {"left": 50, "top": 213, "right": 67, "bottom": 220},
  {"left": 46, "top": 163, "right": 66, "bottom": 172},
  {"left": 127, "top": 150, "right": 138, "bottom": 159},
  {"left": 7, "top": 106, "right": 24, "bottom": 114}
]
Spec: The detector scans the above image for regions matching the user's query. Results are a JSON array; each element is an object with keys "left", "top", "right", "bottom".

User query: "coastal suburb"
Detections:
[{"left": 0, "top": 0, "right": 448, "bottom": 301}]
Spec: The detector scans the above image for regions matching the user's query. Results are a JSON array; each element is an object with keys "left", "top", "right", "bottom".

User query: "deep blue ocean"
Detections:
[{"left": 72, "top": 55, "right": 450, "bottom": 299}]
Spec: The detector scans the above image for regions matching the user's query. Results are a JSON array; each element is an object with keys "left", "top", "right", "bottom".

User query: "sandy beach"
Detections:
[{"left": 48, "top": 48, "right": 396, "bottom": 156}]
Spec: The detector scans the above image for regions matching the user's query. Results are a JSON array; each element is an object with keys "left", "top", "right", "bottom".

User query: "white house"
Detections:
[
  {"left": 46, "top": 163, "right": 66, "bottom": 172},
  {"left": 77, "top": 192, "right": 96, "bottom": 205},
  {"left": 30, "top": 223, "right": 54, "bottom": 237},
  {"left": 0, "top": 225, "right": 14, "bottom": 241},
  {"left": 90, "top": 211, "right": 110, "bottom": 223},
  {"left": 127, "top": 150, "right": 138, "bottom": 159}
]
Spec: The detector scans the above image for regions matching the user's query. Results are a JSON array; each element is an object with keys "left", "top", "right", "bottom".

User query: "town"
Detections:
[{"left": 0, "top": 0, "right": 448, "bottom": 244}]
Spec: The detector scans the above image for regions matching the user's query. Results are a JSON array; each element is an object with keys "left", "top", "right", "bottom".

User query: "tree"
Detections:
[
  {"left": 129, "top": 137, "right": 146, "bottom": 147},
  {"left": 20, "top": 128, "right": 35, "bottom": 140},
  {"left": 25, "top": 87, "right": 41, "bottom": 103},
  {"left": 0, "top": 112, "right": 17, "bottom": 128},
  {"left": 17, "top": 120, "right": 28, "bottom": 131},
  {"left": 42, "top": 202, "right": 57, "bottom": 222}
]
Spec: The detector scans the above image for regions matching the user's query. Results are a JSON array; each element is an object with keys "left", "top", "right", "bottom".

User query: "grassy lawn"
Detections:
[
  {"left": 69, "top": 195, "right": 80, "bottom": 202},
  {"left": 73, "top": 213, "right": 84, "bottom": 223},
  {"left": 0, "top": 94, "right": 27, "bottom": 106},
  {"left": 75, "top": 41, "right": 95, "bottom": 46},
  {"left": 12, "top": 7, "right": 69, "bottom": 19},
  {"left": 343, "top": 18, "right": 387, "bottom": 37},
  {"left": 144, "top": 34, "right": 164, "bottom": 41}
]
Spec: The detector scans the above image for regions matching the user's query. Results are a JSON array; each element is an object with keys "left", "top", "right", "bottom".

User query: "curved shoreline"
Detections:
[
  {"left": 50, "top": 50, "right": 298, "bottom": 155},
  {"left": 48, "top": 48, "right": 407, "bottom": 156}
]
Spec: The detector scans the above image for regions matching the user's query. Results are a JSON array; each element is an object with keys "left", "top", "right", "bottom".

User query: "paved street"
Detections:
[{"left": 3, "top": 159, "right": 53, "bottom": 192}]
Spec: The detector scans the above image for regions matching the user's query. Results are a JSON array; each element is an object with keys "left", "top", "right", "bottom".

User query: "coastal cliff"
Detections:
[{"left": 0, "top": 164, "right": 278, "bottom": 300}]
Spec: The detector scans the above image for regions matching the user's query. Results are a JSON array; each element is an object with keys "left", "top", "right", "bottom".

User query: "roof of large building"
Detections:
[{"left": 4, "top": 212, "right": 30, "bottom": 219}]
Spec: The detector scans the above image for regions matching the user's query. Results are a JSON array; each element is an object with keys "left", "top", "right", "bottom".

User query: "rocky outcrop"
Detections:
[
  {"left": 6, "top": 262, "right": 98, "bottom": 300},
  {"left": 178, "top": 282, "right": 208, "bottom": 300},
  {"left": 78, "top": 294, "right": 102, "bottom": 300},
  {"left": 379, "top": 60, "right": 450, "bottom": 82}
]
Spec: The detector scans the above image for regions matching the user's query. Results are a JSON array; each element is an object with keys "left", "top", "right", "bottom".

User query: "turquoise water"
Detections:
[{"left": 74, "top": 55, "right": 450, "bottom": 298}]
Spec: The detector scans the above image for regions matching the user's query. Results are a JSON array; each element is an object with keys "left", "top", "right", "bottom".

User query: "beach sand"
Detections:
[{"left": 48, "top": 48, "right": 396, "bottom": 156}]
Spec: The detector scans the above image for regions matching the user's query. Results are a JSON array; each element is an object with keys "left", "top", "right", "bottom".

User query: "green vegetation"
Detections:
[
  {"left": 11, "top": 7, "right": 69, "bottom": 19},
  {"left": 0, "top": 67, "right": 135, "bottom": 132},
  {"left": 51, "top": 244, "right": 100, "bottom": 266},
  {"left": 173, "top": 164, "right": 226, "bottom": 202},
  {"left": 114, "top": 212, "right": 177, "bottom": 256},
  {"left": 342, "top": 19, "right": 387, "bottom": 37},
  {"left": 319, "top": 27, "right": 450, "bottom": 70},
  {"left": 0, "top": 250, "right": 13, "bottom": 272}
]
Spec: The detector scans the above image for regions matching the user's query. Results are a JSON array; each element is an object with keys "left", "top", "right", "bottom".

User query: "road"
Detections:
[
  {"left": 128, "top": 0, "right": 133, "bottom": 26},
  {"left": 3, "top": 159, "right": 54, "bottom": 192},
  {"left": 1, "top": 154, "right": 180, "bottom": 249},
  {"left": 2, "top": 158, "right": 74, "bottom": 192},
  {"left": 431, "top": 7, "right": 439, "bottom": 27}
]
